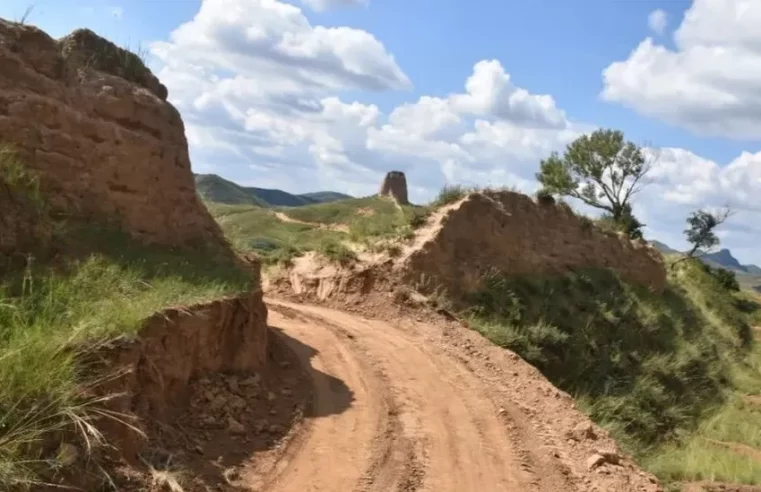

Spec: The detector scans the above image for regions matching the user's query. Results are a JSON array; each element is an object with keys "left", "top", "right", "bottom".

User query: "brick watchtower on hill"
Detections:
[{"left": 378, "top": 171, "right": 409, "bottom": 205}]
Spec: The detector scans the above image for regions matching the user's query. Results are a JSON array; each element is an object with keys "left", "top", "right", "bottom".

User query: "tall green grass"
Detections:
[
  {"left": 465, "top": 259, "right": 757, "bottom": 471},
  {"left": 0, "top": 222, "right": 251, "bottom": 489}
]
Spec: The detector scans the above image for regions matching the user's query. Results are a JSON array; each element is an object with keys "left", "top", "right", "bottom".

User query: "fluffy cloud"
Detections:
[
  {"left": 647, "top": 9, "right": 668, "bottom": 35},
  {"left": 603, "top": 0, "right": 761, "bottom": 139},
  {"left": 630, "top": 147, "right": 761, "bottom": 253},
  {"left": 151, "top": 0, "right": 410, "bottom": 95},
  {"left": 151, "top": 0, "right": 581, "bottom": 200},
  {"left": 301, "top": 0, "right": 368, "bottom": 12}
]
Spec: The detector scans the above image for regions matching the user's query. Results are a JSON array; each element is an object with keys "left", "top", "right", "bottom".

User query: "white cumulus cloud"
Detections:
[
  {"left": 603, "top": 0, "right": 761, "bottom": 139},
  {"left": 647, "top": 9, "right": 668, "bottom": 34}
]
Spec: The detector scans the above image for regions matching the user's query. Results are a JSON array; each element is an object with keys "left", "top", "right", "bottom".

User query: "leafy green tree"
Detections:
[
  {"left": 536, "top": 129, "right": 654, "bottom": 237},
  {"left": 671, "top": 207, "right": 733, "bottom": 269},
  {"left": 683, "top": 208, "right": 733, "bottom": 259}
]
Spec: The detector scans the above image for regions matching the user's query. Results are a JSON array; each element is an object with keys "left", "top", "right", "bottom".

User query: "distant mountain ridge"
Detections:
[
  {"left": 650, "top": 241, "right": 760, "bottom": 274},
  {"left": 194, "top": 173, "right": 353, "bottom": 207}
]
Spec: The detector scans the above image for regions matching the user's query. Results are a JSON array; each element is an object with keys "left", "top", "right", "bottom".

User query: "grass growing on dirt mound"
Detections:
[
  {"left": 0, "top": 219, "right": 252, "bottom": 489},
  {"left": 208, "top": 196, "right": 428, "bottom": 264},
  {"left": 466, "top": 258, "right": 761, "bottom": 485}
]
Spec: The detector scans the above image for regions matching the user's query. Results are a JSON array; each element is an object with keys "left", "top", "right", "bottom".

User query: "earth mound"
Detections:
[
  {"left": 0, "top": 19, "right": 222, "bottom": 246},
  {"left": 399, "top": 190, "right": 667, "bottom": 303}
]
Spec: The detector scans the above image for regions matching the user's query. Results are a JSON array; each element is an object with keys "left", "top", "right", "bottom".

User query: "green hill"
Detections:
[
  {"left": 194, "top": 173, "right": 352, "bottom": 207},
  {"left": 207, "top": 194, "right": 427, "bottom": 265}
]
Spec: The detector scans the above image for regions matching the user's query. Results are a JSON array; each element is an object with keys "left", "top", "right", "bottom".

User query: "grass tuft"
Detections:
[{"left": 431, "top": 185, "right": 471, "bottom": 208}]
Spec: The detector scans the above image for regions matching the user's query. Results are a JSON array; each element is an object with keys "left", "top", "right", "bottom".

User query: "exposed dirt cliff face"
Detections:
[
  {"left": 0, "top": 20, "right": 223, "bottom": 246},
  {"left": 90, "top": 292, "right": 270, "bottom": 463},
  {"left": 401, "top": 190, "right": 667, "bottom": 302}
]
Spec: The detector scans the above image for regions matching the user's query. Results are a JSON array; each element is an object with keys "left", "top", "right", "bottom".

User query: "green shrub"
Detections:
[
  {"left": 431, "top": 185, "right": 470, "bottom": 208},
  {"left": 700, "top": 262, "right": 740, "bottom": 292},
  {"left": 535, "top": 188, "right": 556, "bottom": 206}
]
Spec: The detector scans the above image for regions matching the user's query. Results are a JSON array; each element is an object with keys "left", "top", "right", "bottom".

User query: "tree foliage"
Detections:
[
  {"left": 671, "top": 207, "right": 734, "bottom": 270},
  {"left": 683, "top": 208, "right": 733, "bottom": 258},
  {"left": 599, "top": 203, "right": 645, "bottom": 240},
  {"left": 536, "top": 129, "right": 653, "bottom": 238}
]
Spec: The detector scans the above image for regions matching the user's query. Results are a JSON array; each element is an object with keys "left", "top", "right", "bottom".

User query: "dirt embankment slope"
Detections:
[
  {"left": 0, "top": 19, "right": 272, "bottom": 489},
  {"left": 400, "top": 191, "right": 666, "bottom": 301},
  {"left": 0, "top": 20, "right": 223, "bottom": 246}
]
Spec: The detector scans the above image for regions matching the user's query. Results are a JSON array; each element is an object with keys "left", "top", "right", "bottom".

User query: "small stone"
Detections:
[
  {"left": 267, "top": 392, "right": 277, "bottom": 402},
  {"left": 57, "top": 443, "right": 78, "bottom": 466},
  {"left": 228, "top": 417, "right": 246, "bottom": 435},
  {"left": 241, "top": 374, "right": 261, "bottom": 387},
  {"left": 194, "top": 445, "right": 204, "bottom": 455},
  {"left": 227, "top": 376, "right": 240, "bottom": 393},
  {"left": 268, "top": 424, "right": 283, "bottom": 434},
  {"left": 280, "top": 361, "right": 291, "bottom": 368},
  {"left": 570, "top": 422, "right": 597, "bottom": 441},
  {"left": 210, "top": 395, "right": 227, "bottom": 411},
  {"left": 596, "top": 450, "right": 620, "bottom": 465},
  {"left": 586, "top": 451, "right": 620, "bottom": 471},
  {"left": 497, "top": 407, "right": 507, "bottom": 416},
  {"left": 254, "top": 420, "right": 268, "bottom": 433},
  {"left": 231, "top": 396, "right": 247, "bottom": 409},
  {"left": 586, "top": 454, "right": 607, "bottom": 471},
  {"left": 281, "top": 388, "right": 292, "bottom": 397}
]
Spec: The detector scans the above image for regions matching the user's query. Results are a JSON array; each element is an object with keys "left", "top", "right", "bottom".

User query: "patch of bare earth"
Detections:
[
  {"left": 108, "top": 330, "right": 313, "bottom": 492},
  {"left": 273, "top": 211, "right": 349, "bottom": 233}
]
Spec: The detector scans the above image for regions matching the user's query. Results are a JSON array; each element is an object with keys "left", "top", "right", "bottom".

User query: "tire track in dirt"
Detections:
[{"left": 259, "top": 300, "right": 539, "bottom": 492}]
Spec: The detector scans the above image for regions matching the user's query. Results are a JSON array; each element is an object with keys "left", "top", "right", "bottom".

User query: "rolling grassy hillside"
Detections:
[
  {"left": 194, "top": 173, "right": 352, "bottom": 207},
  {"left": 206, "top": 195, "right": 427, "bottom": 264}
]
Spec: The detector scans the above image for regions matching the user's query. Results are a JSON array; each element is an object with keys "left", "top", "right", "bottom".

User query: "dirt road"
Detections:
[{"left": 249, "top": 299, "right": 660, "bottom": 492}]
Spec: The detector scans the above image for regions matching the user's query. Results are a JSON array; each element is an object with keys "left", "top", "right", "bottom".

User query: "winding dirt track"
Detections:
[
  {"left": 240, "top": 298, "right": 656, "bottom": 492},
  {"left": 260, "top": 300, "right": 534, "bottom": 491}
]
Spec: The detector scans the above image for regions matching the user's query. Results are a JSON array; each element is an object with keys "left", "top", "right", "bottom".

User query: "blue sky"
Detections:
[{"left": 2, "top": 0, "right": 760, "bottom": 263}]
